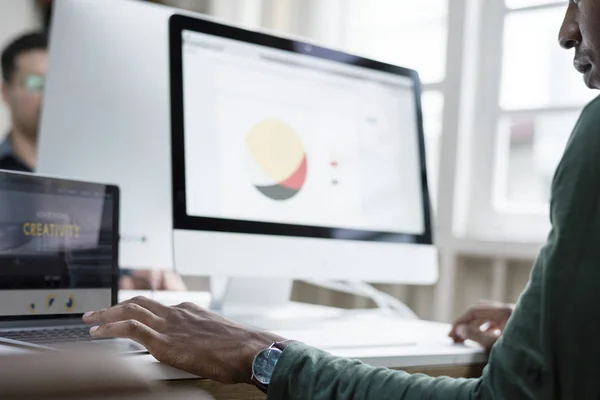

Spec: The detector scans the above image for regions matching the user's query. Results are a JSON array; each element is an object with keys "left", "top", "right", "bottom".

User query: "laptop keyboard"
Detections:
[{"left": 0, "top": 326, "right": 92, "bottom": 345}]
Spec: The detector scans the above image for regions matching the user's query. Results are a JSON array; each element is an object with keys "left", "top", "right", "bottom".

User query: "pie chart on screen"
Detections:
[{"left": 245, "top": 119, "right": 307, "bottom": 201}]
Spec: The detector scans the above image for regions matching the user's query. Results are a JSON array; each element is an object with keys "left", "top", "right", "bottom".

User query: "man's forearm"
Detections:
[{"left": 269, "top": 343, "right": 481, "bottom": 400}]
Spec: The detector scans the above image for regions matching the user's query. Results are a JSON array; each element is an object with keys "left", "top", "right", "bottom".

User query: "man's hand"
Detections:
[
  {"left": 448, "top": 301, "right": 514, "bottom": 352},
  {"left": 82, "top": 297, "right": 284, "bottom": 384}
]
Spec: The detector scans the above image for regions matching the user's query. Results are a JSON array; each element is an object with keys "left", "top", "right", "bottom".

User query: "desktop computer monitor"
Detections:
[
  {"left": 169, "top": 14, "right": 438, "bottom": 285},
  {"left": 37, "top": 0, "right": 437, "bottom": 304}
]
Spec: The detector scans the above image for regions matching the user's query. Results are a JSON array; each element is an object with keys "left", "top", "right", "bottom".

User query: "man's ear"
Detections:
[{"left": 1, "top": 81, "right": 10, "bottom": 106}]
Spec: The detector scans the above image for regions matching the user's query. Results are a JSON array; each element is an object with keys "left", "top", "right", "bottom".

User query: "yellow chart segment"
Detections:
[{"left": 245, "top": 119, "right": 305, "bottom": 182}]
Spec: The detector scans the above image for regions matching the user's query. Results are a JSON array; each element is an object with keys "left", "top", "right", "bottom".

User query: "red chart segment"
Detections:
[{"left": 280, "top": 156, "right": 307, "bottom": 191}]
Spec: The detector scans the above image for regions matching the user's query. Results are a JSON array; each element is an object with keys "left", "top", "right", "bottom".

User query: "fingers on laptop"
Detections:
[
  {"left": 85, "top": 302, "right": 164, "bottom": 329},
  {"left": 120, "top": 296, "right": 168, "bottom": 316},
  {"left": 91, "top": 319, "right": 164, "bottom": 350},
  {"left": 83, "top": 296, "right": 167, "bottom": 348}
]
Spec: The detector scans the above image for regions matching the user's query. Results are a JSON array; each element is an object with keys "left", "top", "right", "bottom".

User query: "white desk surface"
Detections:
[
  {"left": 134, "top": 323, "right": 487, "bottom": 381},
  {"left": 0, "top": 291, "right": 487, "bottom": 381}
]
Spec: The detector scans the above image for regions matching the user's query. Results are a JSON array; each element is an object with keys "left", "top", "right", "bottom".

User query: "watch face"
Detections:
[{"left": 252, "top": 347, "right": 283, "bottom": 385}]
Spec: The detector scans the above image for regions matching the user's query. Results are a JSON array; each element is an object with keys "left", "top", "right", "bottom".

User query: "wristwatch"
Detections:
[{"left": 251, "top": 340, "right": 295, "bottom": 394}]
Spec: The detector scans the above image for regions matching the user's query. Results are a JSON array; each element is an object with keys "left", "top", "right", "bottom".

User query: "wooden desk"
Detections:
[
  {"left": 168, "top": 362, "right": 487, "bottom": 400},
  {"left": 0, "top": 342, "right": 486, "bottom": 400}
]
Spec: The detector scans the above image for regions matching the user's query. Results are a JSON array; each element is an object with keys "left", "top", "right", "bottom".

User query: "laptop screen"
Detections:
[{"left": 0, "top": 172, "right": 118, "bottom": 320}]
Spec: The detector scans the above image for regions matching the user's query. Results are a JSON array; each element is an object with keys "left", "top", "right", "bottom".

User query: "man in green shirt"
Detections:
[{"left": 83, "top": 1, "right": 600, "bottom": 398}]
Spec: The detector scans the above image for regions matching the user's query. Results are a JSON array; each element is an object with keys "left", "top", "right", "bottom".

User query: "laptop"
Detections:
[{"left": 0, "top": 170, "right": 146, "bottom": 354}]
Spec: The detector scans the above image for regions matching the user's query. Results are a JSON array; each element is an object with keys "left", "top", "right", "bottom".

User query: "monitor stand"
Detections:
[{"left": 209, "top": 277, "right": 346, "bottom": 330}]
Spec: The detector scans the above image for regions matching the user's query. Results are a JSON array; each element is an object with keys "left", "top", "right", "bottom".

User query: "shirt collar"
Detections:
[{"left": 0, "top": 134, "right": 14, "bottom": 161}]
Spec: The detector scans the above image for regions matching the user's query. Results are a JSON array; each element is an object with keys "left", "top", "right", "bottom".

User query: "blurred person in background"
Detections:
[
  {"left": 0, "top": 31, "right": 45, "bottom": 172},
  {"left": 1, "top": 31, "right": 186, "bottom": 291}
]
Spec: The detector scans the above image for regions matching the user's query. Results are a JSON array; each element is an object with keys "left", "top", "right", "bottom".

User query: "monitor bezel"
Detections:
[
  {"left": 169, "top": 13, "right": 433, "bottom": 245},
  {"left": 0, "top": 170, "right": 119, "bottom": 322}
]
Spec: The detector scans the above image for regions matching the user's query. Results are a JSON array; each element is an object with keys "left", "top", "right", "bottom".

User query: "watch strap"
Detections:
[{"left": 253, "top": 379, "right": 268, "bottom": 394}]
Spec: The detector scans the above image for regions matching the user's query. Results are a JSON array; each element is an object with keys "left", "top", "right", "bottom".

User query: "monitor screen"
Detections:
[
  {"left": 171, "top": 16, "right": 432, "bottom": 244},
  {"left": 0, "top": 172, "right": 118, "bottom": 319}
]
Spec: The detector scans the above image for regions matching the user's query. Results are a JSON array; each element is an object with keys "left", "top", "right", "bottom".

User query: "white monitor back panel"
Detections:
[{"left": 38, "top": 0, "right": 183, "bottom": 269}]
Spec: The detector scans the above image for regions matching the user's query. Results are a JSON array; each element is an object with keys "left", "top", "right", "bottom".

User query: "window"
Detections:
[
  {"left": 496, "top": 111, "right": 579, "bottom": 207},
  {"left": 496, "top": 2, "right": 595, "bottom": 210},
  {"left": 343, "top": 0, "right": 449, "bottom": 210},
  {"left": 463, "top": 0, "right": 596, "bottom": 241},
  {"left": 344, "top": 0, "right": 448, "bottom": 84}
]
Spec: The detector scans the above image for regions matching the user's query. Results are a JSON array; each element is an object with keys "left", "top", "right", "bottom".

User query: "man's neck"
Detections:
[{"left": 10, "top": 129, "right": 37, "bottom": 170}]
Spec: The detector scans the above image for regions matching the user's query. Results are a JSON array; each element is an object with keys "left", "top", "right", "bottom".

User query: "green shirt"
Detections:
[{"left": 269, "top": 94, "right": 600, "bottom": 400}]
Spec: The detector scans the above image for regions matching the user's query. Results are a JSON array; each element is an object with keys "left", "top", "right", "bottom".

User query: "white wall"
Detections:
[{"left": 0, "top": 0, "right": 41, "bottom": 139}]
